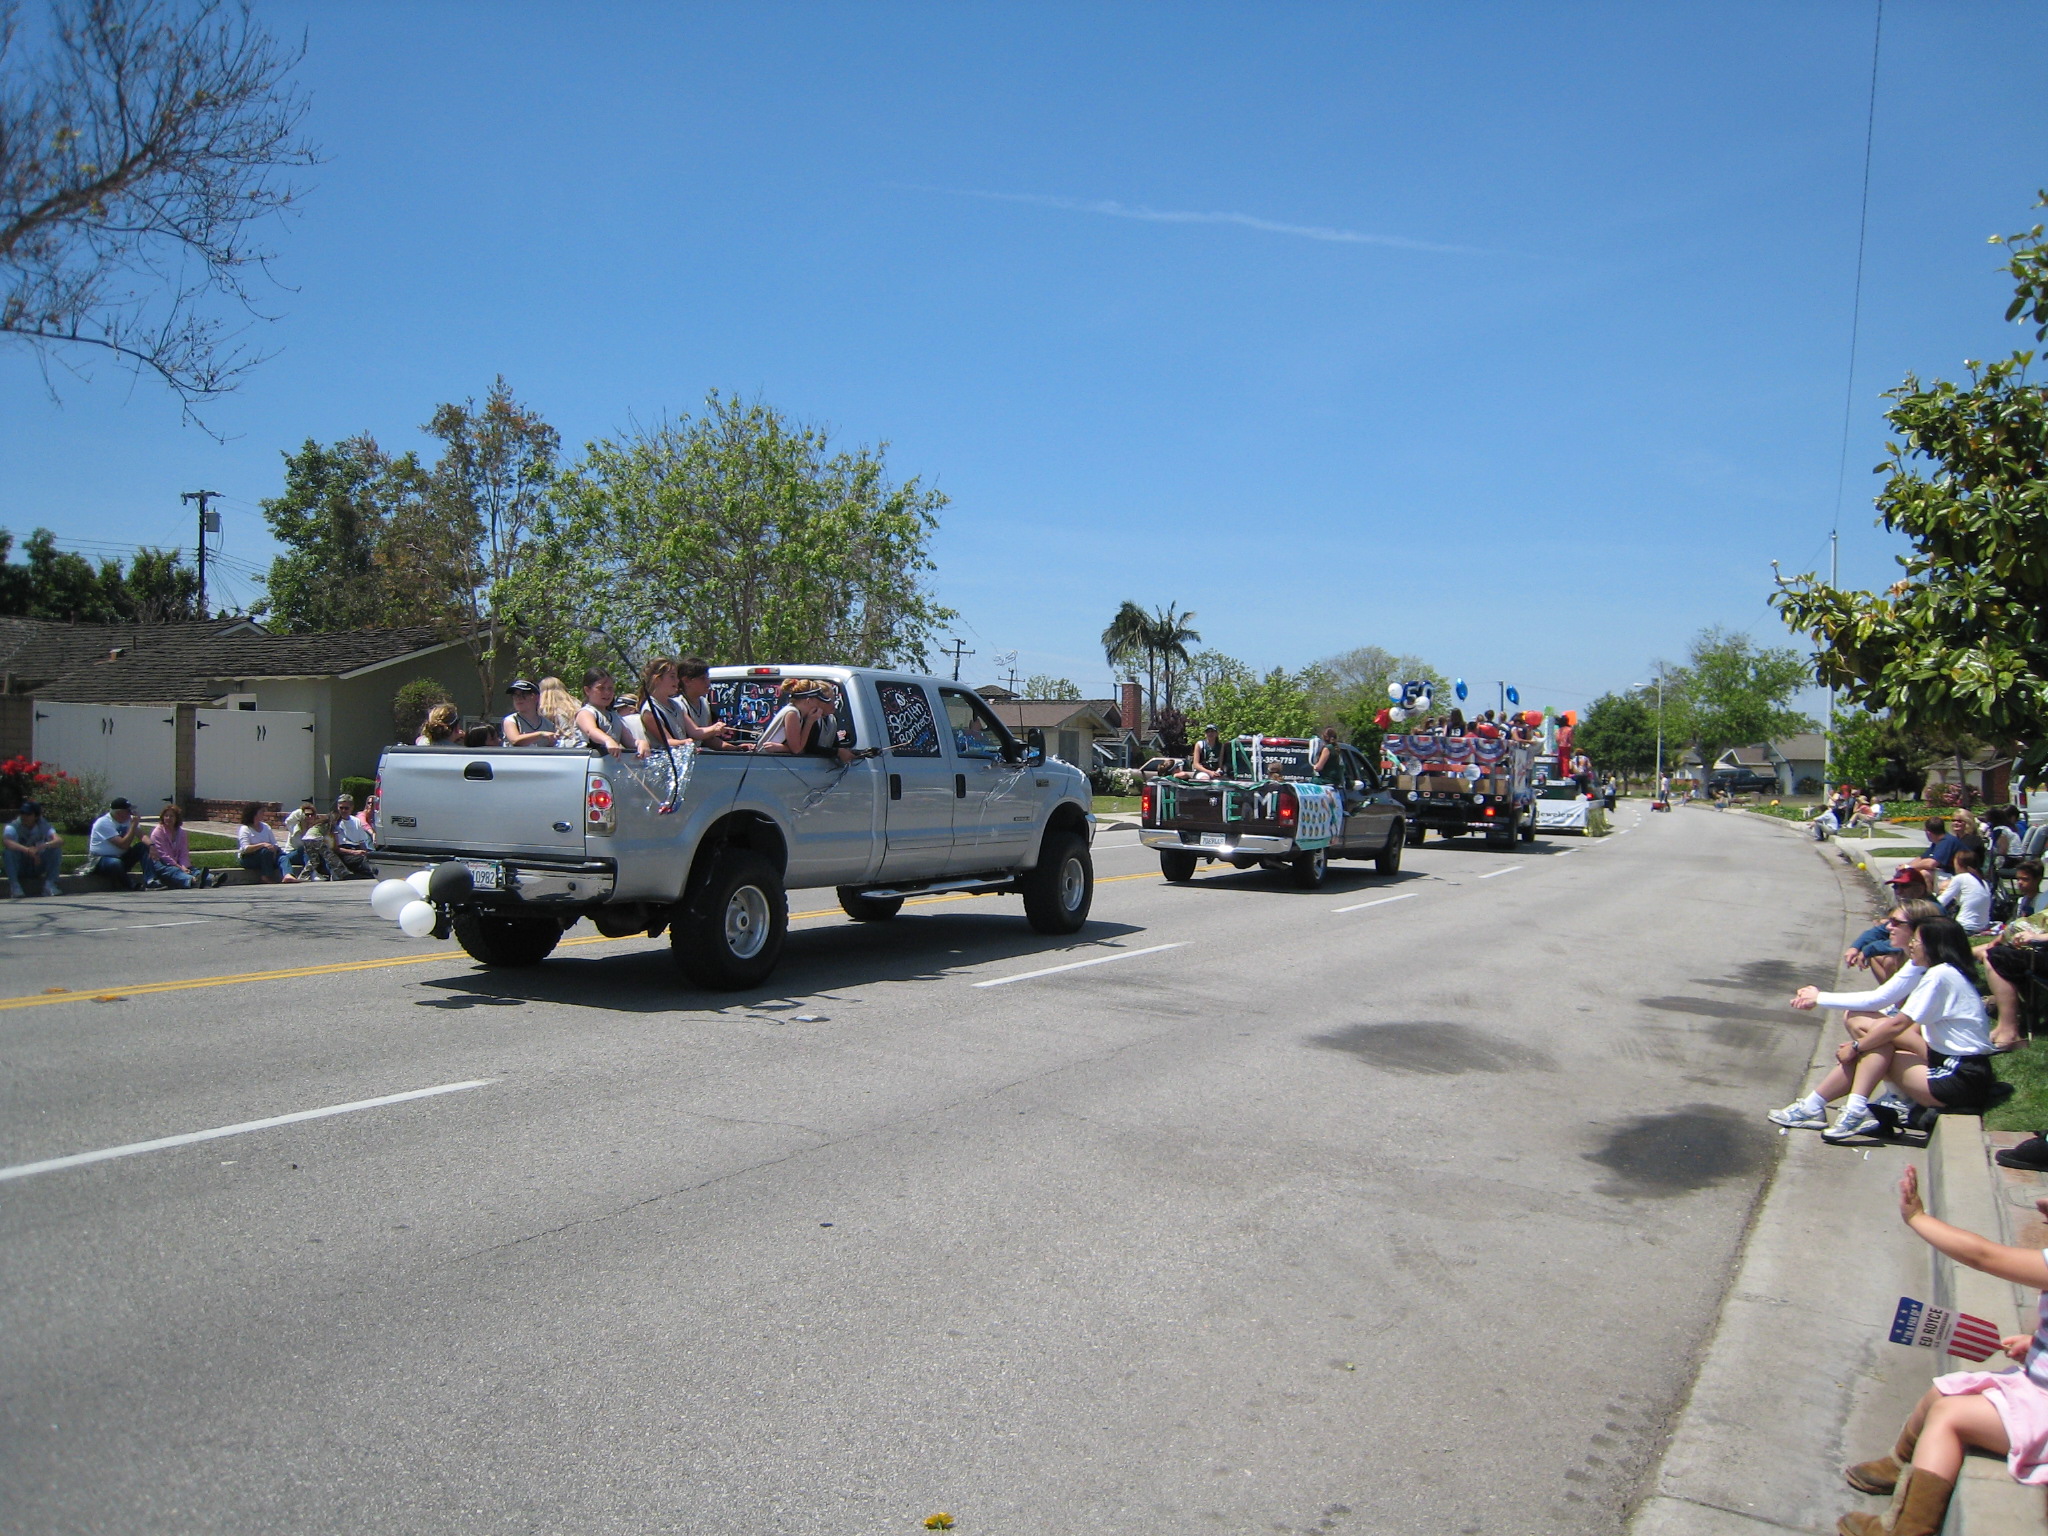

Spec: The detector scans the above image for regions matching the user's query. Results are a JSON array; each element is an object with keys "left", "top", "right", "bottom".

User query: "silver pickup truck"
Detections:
[{"left": 372, "top": 665, "right": 1096, "bottom": 989}]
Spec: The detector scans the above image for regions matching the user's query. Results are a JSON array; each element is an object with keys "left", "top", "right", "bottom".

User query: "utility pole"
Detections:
[
  {"left": 182, "top": 490, "right": 220, "bottom": 619},
  {"left": 1823, "top": 528, "right": 1838, "bottom": 797},
  {"left": 940, "top": 638, "right": 974, "bottom": 682}
]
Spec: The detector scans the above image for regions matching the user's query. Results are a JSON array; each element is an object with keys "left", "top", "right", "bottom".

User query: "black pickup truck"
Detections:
[{"left": 1136, "top": 735, "right": 1407, "bottom": 888}]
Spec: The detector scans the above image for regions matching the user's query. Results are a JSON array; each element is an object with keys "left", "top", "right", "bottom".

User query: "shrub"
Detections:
[
  {"left": 339, "top": 775, "right": 376, "bottom": 806},
  {"left": 1093, "top": 768, "right": 1146, "bottom": 797},
  {"left": 38, "top": 768, "right": 109, "bottom": 833},
  {"left": 393, "top": 678, "right": 453, "bottom": 742},
  {"left": 1795, "top": 776, "right": 1822, "bottom": 795},
  {"left": 0, "top": 755, "right": 54, "bottom": 804}
]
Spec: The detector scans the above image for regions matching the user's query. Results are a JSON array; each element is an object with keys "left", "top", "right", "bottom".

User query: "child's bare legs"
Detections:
[
  {"left": 1911, "top": 1393, "right": 2009, "bottom": 1480},
  {"left": 1984, "top": 965, "right": 2024, "bottom": 1050},
  {"left": 1809, "top": 1042, "right": 1898, "bottom": 1104}
]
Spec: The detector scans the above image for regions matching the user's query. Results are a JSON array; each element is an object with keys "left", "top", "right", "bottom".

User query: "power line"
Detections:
[{"left": 1831, "top": 0, "right": 1884, "bottom": 541}]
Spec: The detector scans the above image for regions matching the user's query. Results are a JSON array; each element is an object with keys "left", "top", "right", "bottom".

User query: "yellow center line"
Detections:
[{"left": 0, "top": 865, "right": 1195, "bottom": 1013}]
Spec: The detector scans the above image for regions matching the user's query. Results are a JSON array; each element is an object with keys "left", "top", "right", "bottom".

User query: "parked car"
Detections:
[{"left": 1710, "top": 767, "right": 1780, "bottom": 796}]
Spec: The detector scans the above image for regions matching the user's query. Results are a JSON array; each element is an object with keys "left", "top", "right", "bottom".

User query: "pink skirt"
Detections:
[{"left": 1936, "top": 1369, "right": 2048, "bottom": 1484}]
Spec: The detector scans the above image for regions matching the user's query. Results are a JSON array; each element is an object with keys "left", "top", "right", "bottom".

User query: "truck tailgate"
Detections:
[{"left": 379, "top": 748, "right": 588, "bottom": 858}]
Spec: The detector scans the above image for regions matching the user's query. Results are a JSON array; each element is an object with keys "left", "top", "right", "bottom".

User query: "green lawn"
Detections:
[
  {"left": 1989, "top": 1040, "right": 2048, "bottom": 1134},
  {"left": 48, "top": 830, "right": 240, "bottom": 874},
  {"left": 1093, "top": 795, "right": 1142, "bottom": 817}
]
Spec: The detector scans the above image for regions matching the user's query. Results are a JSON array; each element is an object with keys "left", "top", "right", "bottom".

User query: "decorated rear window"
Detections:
[
  {"left": 876, "top": 682, "right": 940, "bottom": 758},
  {"left": 711, "top": 679, "right": 783, "bottom": 741}
]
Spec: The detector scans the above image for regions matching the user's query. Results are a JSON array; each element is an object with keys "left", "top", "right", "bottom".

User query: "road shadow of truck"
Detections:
[{"left": 412, "top": 911, "right": 1151, "bottom": 1014}]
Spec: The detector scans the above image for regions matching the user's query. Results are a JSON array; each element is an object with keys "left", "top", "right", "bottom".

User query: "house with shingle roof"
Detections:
[{"left": 7, "top": 619, "right": 485, "bottom": 805}]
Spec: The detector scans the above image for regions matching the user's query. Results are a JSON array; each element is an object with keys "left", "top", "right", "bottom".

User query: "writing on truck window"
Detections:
[
  {"left": 877, "top": 683, "right": 940, "bottom": 757},
  {"left": 712, "top": 679, "right": 782, "bottom": 739}
]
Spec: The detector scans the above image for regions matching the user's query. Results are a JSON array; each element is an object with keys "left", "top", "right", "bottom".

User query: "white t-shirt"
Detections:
[
  {"left": 1815, "top": 961, "right": 1993, "bottom": 1057},
  {"left": 1941, "top": 872, "right": 1994, "bottom": 933}
]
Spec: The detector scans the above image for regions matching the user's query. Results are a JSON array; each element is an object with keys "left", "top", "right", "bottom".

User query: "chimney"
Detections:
[{"left": 1120, "top": 680, "right": 1143, "bottom": 734}]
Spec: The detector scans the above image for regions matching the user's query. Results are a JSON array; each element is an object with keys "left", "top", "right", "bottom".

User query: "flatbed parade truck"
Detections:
[
  {"left": 1137, "top": 735, "right": 1407, "bottom": 888},
  {"left": 1382, "top": 729, "right": 1538, "bottom": 847}
]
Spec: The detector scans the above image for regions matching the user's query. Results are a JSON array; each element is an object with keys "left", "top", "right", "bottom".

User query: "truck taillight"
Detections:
[
  {"left": 586, "top": 775, "right": 615, "bottom": 834},
  {"left": 1277, "top": 788, "right": 1297, "bottom": 825},
  {"left": 1141, "top": 784, "right": 1154, "bottom": 821},
  {"left": 1483, "top": 806, "right": 1495, "bottom": 817}
]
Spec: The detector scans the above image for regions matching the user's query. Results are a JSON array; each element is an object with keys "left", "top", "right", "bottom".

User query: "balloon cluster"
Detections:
[
  {"left": 370, "top": 872, "right": 439, "bottom": 938},
  {"left": 1382, "top": 678, "right": 1434, "bottom": 724}
]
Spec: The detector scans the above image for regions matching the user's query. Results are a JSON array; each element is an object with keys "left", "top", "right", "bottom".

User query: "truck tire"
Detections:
[
  {"left": 673, "top": 849, "right": 787, "bottom": 989},
  {"left": 1407, "top": 822, "right": 1427, "bottom": 847},
  {"left": 1021, "top": 829, "right": 1093, "bottom": 934},
  {"left": 1519, "top": 807, "right": 1537, "bottom": 842},
  {"left": 836, "top": 888, "right": 905, "bottom": 922},
  {"left": 1290, "top": 846, "right": 1328, "bottom": 888},
  {"left": 1375, "top": 827, "right": 1403, "bottom": 876},
  {"left": 451, "top": 909, "right": 561, "bottom": 968},
  {"left": 1159, "top": 849, "right": 1198, "bottom": 883}
]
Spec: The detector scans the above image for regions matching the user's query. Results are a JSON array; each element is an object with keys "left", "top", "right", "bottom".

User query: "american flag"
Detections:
[{"left": 1890, "top": 1296, "right": 2007, "bottom": 1362}]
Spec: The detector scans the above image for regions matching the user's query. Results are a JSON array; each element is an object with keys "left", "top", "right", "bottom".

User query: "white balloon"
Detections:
[
  {"left": 406, "top": 869, "right": 432, "bottom": 897},
  {"left": 1389, "top": 706, "right": 1407, "bottom": 722},
  {"left": 1386, "top": 682, "right": 1404, "bottom": 703},
  {"left": 371, "top": 879, "right": 415, "bottom": 921},
  {"left": 397, "top": 900, "right": 438, "bottom": 938}
]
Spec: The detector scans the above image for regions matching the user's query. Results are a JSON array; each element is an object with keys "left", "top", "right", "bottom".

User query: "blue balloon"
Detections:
[
  {"left": 1506, "top": 686, "right": 1520, "bottom": 705},
  {"left": 1454, "top": 678, "right": 1468, "bottom": 700}
]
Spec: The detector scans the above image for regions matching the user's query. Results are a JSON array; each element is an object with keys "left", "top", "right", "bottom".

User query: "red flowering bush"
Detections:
[{"left": 0, "top": 755, "right": 54, "bottom": 803}]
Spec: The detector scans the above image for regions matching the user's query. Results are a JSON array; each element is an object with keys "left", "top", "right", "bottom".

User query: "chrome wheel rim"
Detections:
[
  {"left": 1059, "top": 856, "right": 1086, "bottom": 911},
  {"left": 724, "top": 885, "right": 770, "bottom": 959}
]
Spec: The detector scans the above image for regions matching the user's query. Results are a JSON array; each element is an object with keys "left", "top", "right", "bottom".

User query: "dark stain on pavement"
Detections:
[
  {"left": 1691, "top": 959, "right": 1805, "bottom": 992},
  {"left": 1585, "top": 1104, "right": 1768, "bottom": 1197},
  {"left": 1313, "top": 1022, "right": 1555, "bottom": 1075},
  {"left": 1639, "top": 995, "right": 1795, "bottom": 1025}
]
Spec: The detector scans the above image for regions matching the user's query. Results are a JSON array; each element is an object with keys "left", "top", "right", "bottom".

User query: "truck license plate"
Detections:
[
  {"left": 462, "top": 859, "right": 505, "bottom": 891},
  {"left": 1200, "top": 834, "right": 1229, "bottom": 848}
]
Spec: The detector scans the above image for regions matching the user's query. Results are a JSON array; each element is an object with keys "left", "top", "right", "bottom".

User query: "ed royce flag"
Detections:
[{"left": 1890, "top": 1296, "right": 2006, "bottom": 1362}]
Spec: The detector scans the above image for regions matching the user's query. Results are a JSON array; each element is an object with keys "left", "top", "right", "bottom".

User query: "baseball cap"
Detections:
[
  {"left": 506, "top": 678, "right": 538, "bottom": 694},
  {"left": 1887, "top": 867, "right": 1923, "bottom": 886},
  {"left": 109, "top": 797, "right": 132, "bottom": 810}
]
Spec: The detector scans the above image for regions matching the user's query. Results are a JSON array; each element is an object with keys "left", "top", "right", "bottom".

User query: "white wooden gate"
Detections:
[
  {"left": 194, "top": 708, "right": 316, "bottom": 807},
  {"left": 31, "top": 702, "right": 178, "bottom": 809}
]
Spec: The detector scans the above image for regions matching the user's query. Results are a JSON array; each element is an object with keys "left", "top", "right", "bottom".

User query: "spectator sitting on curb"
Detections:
[
  {"left": 88, "top": 798, "right": 159, "bottom": 889},
  {"left": 1833, "top": 1166, "right": 2048, "bottom": 1536},
  {"left": 331, "top": 794, "right": 376, "bottom": 878},
  {"left": 146, "top": 805, "right": 198, "bottom": 889},
  {"left": 284, "top": 798, "right": 341, "bottom": 881},
  {"left": 1908, "top": 817, "right": 1963, "bottom": 886},
  {"left": 4, "top": 798, "right": 63, "bottom": 897},
  {"left": 1772, "top": 912, "right": 1997, "bottom": 1140},
  {"left": 1841, "top": 877, "right": 1934, "bottom": 983},
  {"left": 236, "top": 803, "right": 288, "bottom": 883},
  {"left": 1977, "top": 861, "right": 2048, "bottom": 1063},
  {"left": 1939, "top": 847, "right": 1995, "bottom": 934}
]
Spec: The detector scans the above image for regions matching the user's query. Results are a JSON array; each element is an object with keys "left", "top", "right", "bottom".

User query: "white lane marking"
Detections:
[
  {"left": 80, "top": 919, "right": 214, "bottom": 934},
  {"left": 1478, "top": 866, "right": 1521, "bottom": 879},
  {"left": 1554, "top": 848, "right": 1578, "bottom": 857},
  {"left": 0, "top": 1079, "right": 496, "bottom": 1184},
  {"left": 1332, "top": 893, "right": 1419, "bottom": 914},
  {"left": 973, "top": 942, "right": 1187, "bottom": 988}
]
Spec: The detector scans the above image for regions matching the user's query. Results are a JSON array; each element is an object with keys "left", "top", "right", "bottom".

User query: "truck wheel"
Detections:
[
  {"left": 836, "top": 888, "right": 905, "bottom": 922},
  {"left": 673, "top": 850, "right": 787, "bottom": 989},
  {"left": 1518, "top": 808, "right": 1536, "bottom": 842},
  {"left": 451, "top": 909, "right": 561, "bottom": 968},
  {"left": 1375, "top": 827, "right": 1403, "bottom": 876},
  {"left": 1159, "top": 850, "right": 1198, "bottom": 883},
  {"left": 1290, "top": 847, "right": 1328, "bottom": 888},
  {"left": 1406, "top": 823, "right": 1427, "bottom": 847},
  {"left": 1021, "top": 829, "right": 1093, "bottom": 934}
]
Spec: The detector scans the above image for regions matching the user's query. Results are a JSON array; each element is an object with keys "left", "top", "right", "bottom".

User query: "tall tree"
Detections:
[
  {"left": 121, "top": 544, "right": 200, "bottom": 621},
  {"left": 501, "top": 391, "right": 951, "bottom": 674},
  {"left": 1023, "top": 674, "right": 1081, "bottom": 700},
  {"left": 422, "top": 376, "right": 558, "bottom": 699},
  {"left": 1, "top": 0, "right": 319, "bottom": 420},
  {"left": 1177, "top": 649, "right": 1254, "bottom": 721},
  {"left": 0, "top": 525, "right": 200, "bottom": 620},
  {"left": 1199, "top": 666, "right": 1321, "bottom": 741},
  {"left": 1774, "top": 195, "right": 2048, "bottom": 779},
  {"left": 1149, "top": 601, "right": 1200, "bottom": 711},
  {"left": 1100, "top": 599, "right": 1153, "bottom": 722},
  {"left": 1667, "top": 626, "right": 1814, "bottom": 780},
  {"left": 1575, "top": 692, "right": 1659, "bottom": 785},
  {"left": 257, "top": 435, "right": 434, "bottom": 632}
]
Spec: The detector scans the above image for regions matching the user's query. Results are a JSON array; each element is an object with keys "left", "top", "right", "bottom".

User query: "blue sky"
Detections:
[{"left": 4, "top": 1, "right": 2044, "bottom": 715}]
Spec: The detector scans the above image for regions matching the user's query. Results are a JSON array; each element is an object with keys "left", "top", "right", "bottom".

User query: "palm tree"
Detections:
[
  {"left": 1150, "top": 602, "right": 1200, "bottom": 712},
  {"left": 1101, "top": 599, "right": 1153, "bottom": 723}
]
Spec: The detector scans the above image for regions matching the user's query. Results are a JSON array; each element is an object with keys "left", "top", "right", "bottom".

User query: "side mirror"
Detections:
[{"left": 1021, "top": 746, "right": 1044, "bottom": 765}]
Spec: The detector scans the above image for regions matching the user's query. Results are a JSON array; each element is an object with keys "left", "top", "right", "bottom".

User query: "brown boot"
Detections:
[
  {"left": 1836, "top": 1466, "right": 1954, "bottom": 1536},
  {"left": 1844, "top": 1424, "right": 1921, "bottom": 1495}
]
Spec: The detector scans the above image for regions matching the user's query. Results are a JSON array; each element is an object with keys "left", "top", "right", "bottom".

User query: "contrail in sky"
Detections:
[{"left": 892, "top": 184, "right": 1487, "bottom": 255}]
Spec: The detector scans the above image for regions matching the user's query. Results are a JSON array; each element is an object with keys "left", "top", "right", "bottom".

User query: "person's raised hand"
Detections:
[
  {"left": 1900, "top": 1166, "right": 1926, "bottom": 1223},
  {"left": 2003, "top": 1334, "right": 2034, "bottom": 1362}
]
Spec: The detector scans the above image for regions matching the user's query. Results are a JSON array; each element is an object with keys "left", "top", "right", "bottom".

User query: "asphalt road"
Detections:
[{"left": 0, "top": 804, "right": 1848, "bottom": 1535}]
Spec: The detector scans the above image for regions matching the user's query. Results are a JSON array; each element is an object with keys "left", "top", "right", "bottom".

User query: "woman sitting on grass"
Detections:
[
  {"left": 1772, "top": 913, "right": 1997, "bottom": 1141},
  {"left": 1834, "top": 1165, "right": 2048, "bottom": 1535}
]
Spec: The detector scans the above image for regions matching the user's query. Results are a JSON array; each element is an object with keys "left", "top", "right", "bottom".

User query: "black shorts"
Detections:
[
  {"left": 1987, "top": 941, "right": 2048, "bottom": 984},
  {"left": 1925, "top": 1051, "right": 1997, "bottom": 1110}
]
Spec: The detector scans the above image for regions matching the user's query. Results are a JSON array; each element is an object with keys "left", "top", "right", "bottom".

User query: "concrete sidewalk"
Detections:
[{"left": 1631, "top": 818, "right": 2044, "bottom": 1535}]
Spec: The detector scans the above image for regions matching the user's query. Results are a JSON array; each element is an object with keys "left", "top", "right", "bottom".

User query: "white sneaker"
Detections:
[
  {"left": 1823, "top": 1105, "right": 1883, "bottom": 1142},
  {"left": 1768, "top": 1101, "right": 1829, "bottom": 1130}
]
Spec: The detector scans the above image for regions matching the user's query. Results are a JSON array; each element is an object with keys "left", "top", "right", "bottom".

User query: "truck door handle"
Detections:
[
  {"left": 955, "top": 774, "right": 966, "bottom": 798},
  {"left": 889, "top": 773, "right": 902, "bottom": 800}
]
